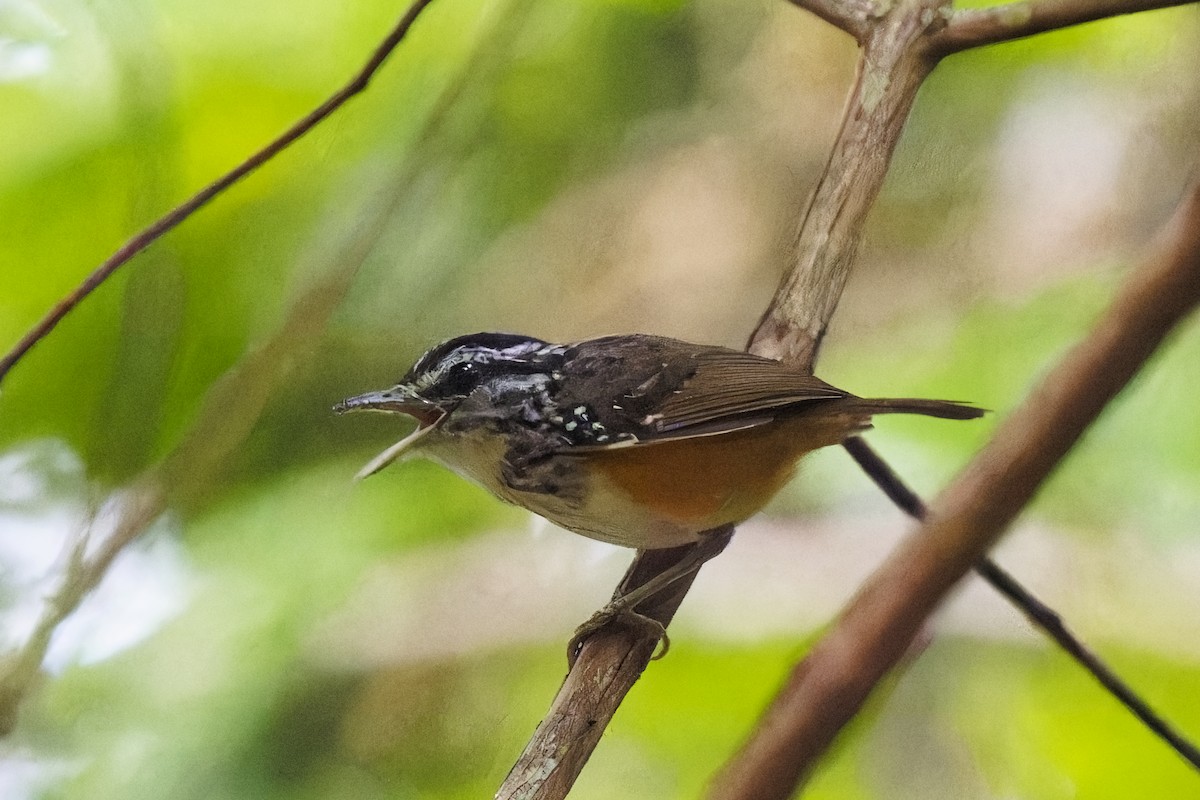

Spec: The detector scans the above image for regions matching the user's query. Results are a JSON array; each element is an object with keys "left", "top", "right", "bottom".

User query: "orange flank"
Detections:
[{"left": 587, "top": 412, "right": 860, "bottom": 529}]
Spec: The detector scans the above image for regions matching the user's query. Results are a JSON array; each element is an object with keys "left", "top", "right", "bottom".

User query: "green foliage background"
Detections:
[{"left": 2, "top": 0, "right": 1199, "bottom": 797}]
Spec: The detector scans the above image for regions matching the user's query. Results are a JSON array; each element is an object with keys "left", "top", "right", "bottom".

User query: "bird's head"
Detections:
[{"left": 334, "top": 332, "right": 558, "bottom": 477}]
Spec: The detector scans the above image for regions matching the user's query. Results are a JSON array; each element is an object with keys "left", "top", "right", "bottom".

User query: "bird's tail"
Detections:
[{"left": 850, "top": 397, "right": 986, "bottom": 421}]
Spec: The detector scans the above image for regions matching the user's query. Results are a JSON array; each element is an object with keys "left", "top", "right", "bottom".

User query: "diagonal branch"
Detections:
[
  {"left": 501, "top": 0, "right": 1200, "bottom": 793},
  {"left": 0, "top": 193, "right": 387, "bottom": 736},
  {"left": 0, "top": 0, "right": 437, "bottom": 385},
  {"left": 709, "top": 178, "right": 1200, "bottom": 799},
  {"left": 750, "top": 0, "right": 945, "bottom": 369},
  {"left": 928, "top": 0, "right": 1196, "bottom": 56},
  {"left": 497, "top": 532, "right": 734, "bottom": 800},
  {"left": 0, "top": 482, "right": 164, "bottom": 735},
  {"left": 842, "top": 436, "right": 1200, "bottom": 770},
  {"left": 0, "top": 0, "right": 528, "bottom": 736},
  {"left": 496, "top": 3, "right": 946, "bottom": 796}
]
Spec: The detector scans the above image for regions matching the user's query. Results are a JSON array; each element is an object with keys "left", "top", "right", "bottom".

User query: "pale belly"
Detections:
[{"left": 417, "top": 413, "right": 860, "bottom": 549}]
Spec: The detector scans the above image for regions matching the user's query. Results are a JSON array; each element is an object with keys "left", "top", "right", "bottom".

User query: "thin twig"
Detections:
[
  {"left": 842, "top": 435, "right": 1200, "bottom": 770},
  {"left": 709, "top": 178, "right": 1200, "bottom": 799},
  {"left": 0, "top": 0, "right": 545, "bottom": 744},
  {"left": 1, "top": 0, "right": 542, "bottom": 741},
  {"left": 928, "top": 0, "right": 1196, "bottom": 56},
  {"left": 0, "top": 0, "right": 437, "bottom": 385}
]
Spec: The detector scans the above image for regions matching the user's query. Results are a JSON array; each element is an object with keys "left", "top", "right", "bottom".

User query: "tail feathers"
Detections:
[{"left": 852, "top": 398, "right": 986, "bottom": 421}]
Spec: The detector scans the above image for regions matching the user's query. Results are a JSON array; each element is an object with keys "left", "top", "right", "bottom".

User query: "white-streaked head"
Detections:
[{"left": 334, "top": 333, "right": 565, "bottom": 478}]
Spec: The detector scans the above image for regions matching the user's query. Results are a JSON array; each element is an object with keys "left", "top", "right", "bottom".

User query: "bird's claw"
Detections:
[{"left": 567, "top": 602, "right": 670, "bottom": 667}]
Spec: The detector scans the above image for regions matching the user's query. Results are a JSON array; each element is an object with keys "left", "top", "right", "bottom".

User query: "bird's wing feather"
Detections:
[
  {"left": 651, "top": 350, "right": 846, "bottom": 432},
  {"left": 559, "top": 345, "right": 850, "bottom": 451}
]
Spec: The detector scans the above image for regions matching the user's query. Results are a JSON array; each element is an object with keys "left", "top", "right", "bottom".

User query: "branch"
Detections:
[
  {"left": 0, "top": 0, "right": 533, "bottom": 731},
  {"left": 0, "top": 211, "right": 377, "bottom": 735},
  {"left": 498, "top": 0, "right": 1200, "bottom": 792},
  {"left": 0, "top": 128, "right": 463, "bottom": 735},
  {"left": 497, "top": 531, "right": 734, "bottom": 800},
  {"left": 928, "top": 0, "right": 1197, "bottom": 56},
  {"left": 843, "top": 436, "right": 1200, "bottom": 770},
  {"left": 498, "top": 2, "right": 949, "bottom": 795},
  {"left": 750, "top": 0, "right": 945, "bottom": 369},
  {"left": 708, "top": 177, "right": 1200, "bottom": 798},
  {"left": 0, "top": 0, "right": 437, "bottom": 385},
  {"left": 785, "top": 0, "right": 880, "bottom": 43}
]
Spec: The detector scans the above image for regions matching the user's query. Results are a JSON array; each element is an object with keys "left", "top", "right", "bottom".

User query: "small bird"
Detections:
[
  {"left": 336, "top": 332, "right": 982, "bottom": 550},
  {"left": 337, "top": 332, "right": 983, "bottom": 655}
]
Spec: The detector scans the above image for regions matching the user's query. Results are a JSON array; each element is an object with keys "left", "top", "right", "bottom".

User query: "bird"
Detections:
[{"left": 335, "top": 332, "right": 983, "bottom": 649}]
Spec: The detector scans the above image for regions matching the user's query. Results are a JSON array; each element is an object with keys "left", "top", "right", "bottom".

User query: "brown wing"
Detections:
[
  {"left": 650, "top": 349, "right": 847, "bottom": 435},
  {"left": 552, "top": 336, "right": 851, "bottom": 450}
]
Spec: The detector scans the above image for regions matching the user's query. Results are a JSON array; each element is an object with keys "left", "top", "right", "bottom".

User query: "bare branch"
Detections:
[
  {"left": 750, "top": 0, "right": 945, "bottom": 370},
  {"left": 496, "top": 2, "right": 953, "bottom": 794},
  {"left": 0, "top": 0, "right": 538, "bottom": 745},
  {"left": 843, "top": 436, "right": 1200, "bottom": 770},
  {"left": 0, "top": 0, "right": 437, "bottom": 385},
  {"left": 928, "top": 0, "right": 1197, "bottom": 57},
  {"left": 497, "top": 532, "right": 733, "bottom": 800},
  {"left": 709, "top": 178, "right": 1200, "bottom": 799},
  {"left": 784, "top": 0, "right": 880, "bottom": 43},
  {"left": 504, "top": 0, "right": 1200, "bottom": 792}
]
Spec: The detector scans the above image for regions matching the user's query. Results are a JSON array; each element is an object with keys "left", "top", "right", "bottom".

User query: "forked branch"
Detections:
[
  {"left": 502, "top": 0, "right": 1200, "bottom": 795},
  {"left": 710, "top": 178, "right": 1200, "bottom": 798},
  {"left": 750, "top": 0, "right": 943, "bottom": 369}
]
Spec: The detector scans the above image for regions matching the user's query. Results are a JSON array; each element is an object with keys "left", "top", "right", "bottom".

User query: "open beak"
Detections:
[{"left": 334, "top": 387, "right": 447, "bottom": 480}]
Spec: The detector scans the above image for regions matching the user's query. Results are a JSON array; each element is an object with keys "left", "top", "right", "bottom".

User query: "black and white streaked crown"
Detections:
[
  {"left": 401, "top": 332, "right": 568, "bottom": 402},
  {"left": 399, "top": 333, "right": 627, "bottom": 447}
]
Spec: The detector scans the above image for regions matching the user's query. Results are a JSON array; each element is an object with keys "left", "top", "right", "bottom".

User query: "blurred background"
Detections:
[{"left": 2, "top": 0, "right": 1199, "bottom": 797}]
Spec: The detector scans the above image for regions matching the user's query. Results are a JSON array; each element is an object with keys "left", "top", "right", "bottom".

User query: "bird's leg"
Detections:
[{"left": 568, "top": 527, "right": 734, "bottom": 665}]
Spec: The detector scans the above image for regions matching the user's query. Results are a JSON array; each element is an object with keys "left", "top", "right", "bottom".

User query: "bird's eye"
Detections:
[{"left": 443, "top": 361, "right": 477, "bottom": 396}]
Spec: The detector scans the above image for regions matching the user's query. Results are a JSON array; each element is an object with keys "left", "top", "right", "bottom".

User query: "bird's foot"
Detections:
[{"left": 567, "top": 601, "right": 670, "bottom": 667}]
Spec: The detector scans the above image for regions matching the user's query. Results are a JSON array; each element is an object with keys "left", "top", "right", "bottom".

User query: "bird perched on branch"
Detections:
[
  {"left": 337, "top": 332, "right": 981, "bottom": 544},
  {"left": 336, "top": 332, "right": 982, "bottom": 648}
]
